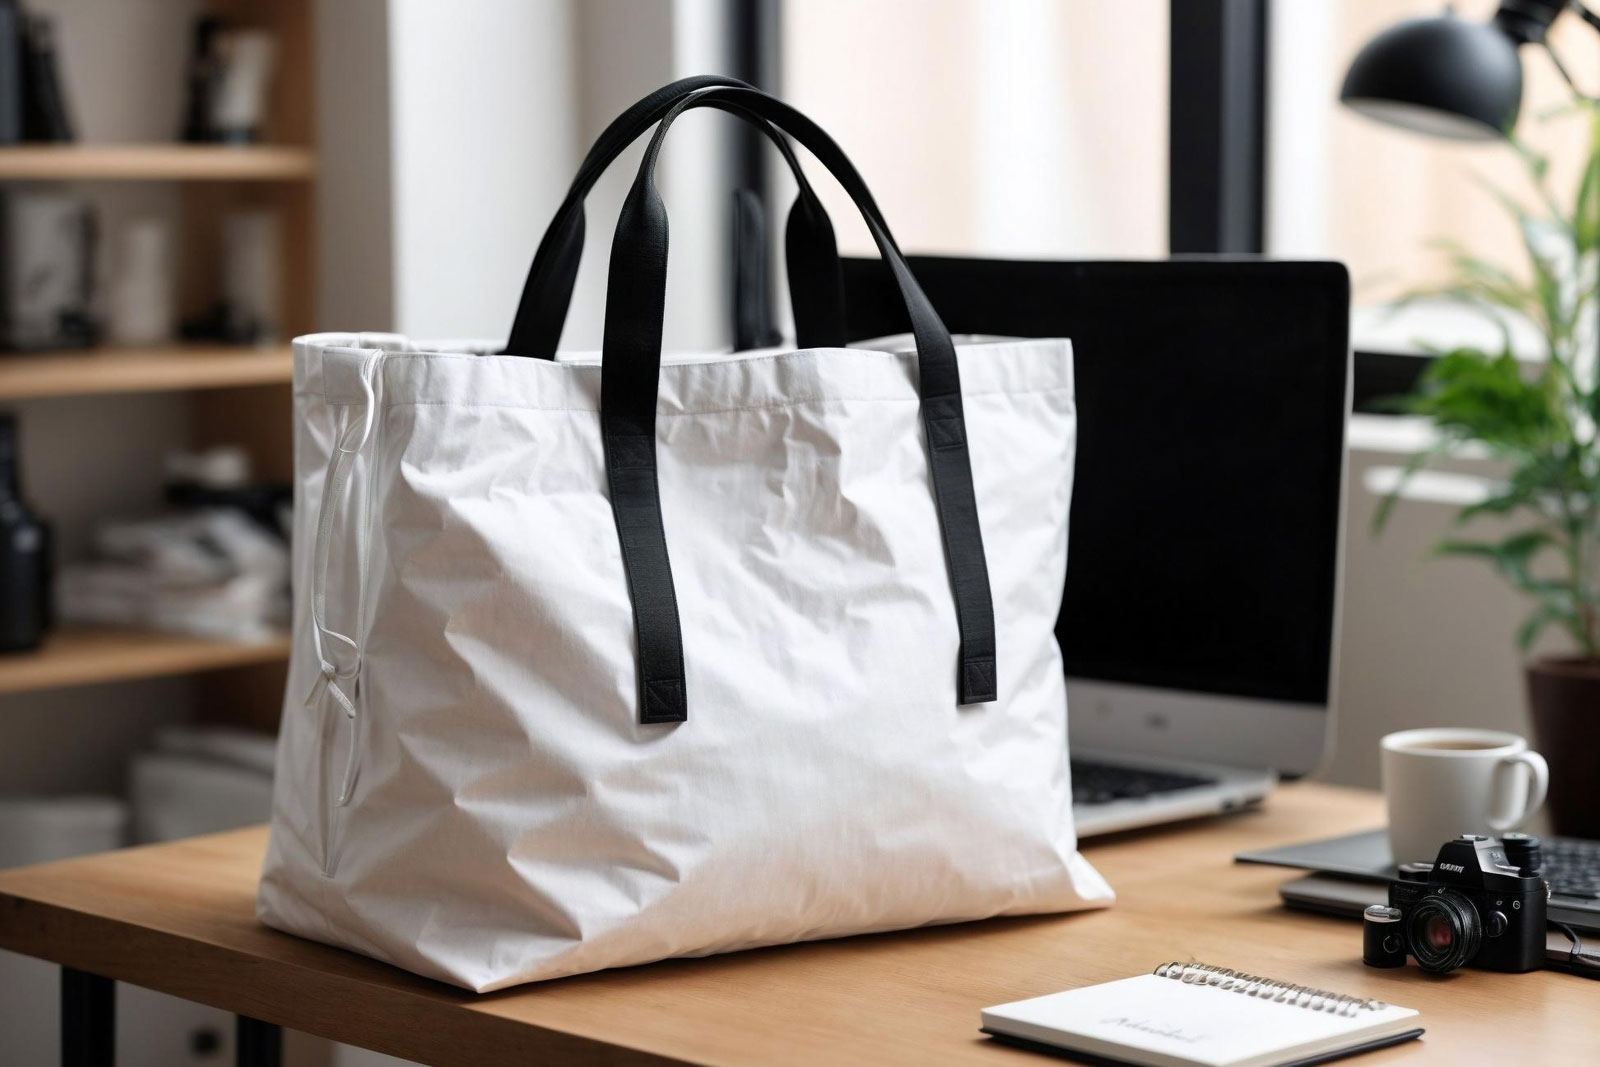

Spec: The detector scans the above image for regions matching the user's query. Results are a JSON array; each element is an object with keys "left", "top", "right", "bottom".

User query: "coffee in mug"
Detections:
[{"left": 1380, "top": 728, "right": 1549, "bottom": 865}]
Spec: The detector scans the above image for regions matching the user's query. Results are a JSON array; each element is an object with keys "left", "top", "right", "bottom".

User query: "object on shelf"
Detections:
[
  {"left": 131, "top": 725, "right": 275, "bottom": 844},
  {"left": 165, "top": 445, "right": 290, "bottom": 535},
  {"left": 57, "top": 507, "right": 287, "bottom": 641},
  {"left": 19, "top": 11, "right": 71, "bottom": 142},
  {"left": 166, "top": 444, "right": 250, "bottom": 489},
  {"left": 150, "top": 722, "right": 277, "bottom": 775},
  {"left": 0, "top": 793, "right": 126, "bottom": 868},
  {"left": 0, "top": 793, "right": 128, "bottom": 1066},
  {"left": 164, "top": 444, "right": 290, "bottom": 534},
  {"left": 107, "top": 218, "right": 174, "bottom": 346},
  {"left": 0, "top": 0, "right": 20, "bottom": 144},
  {"left": 211, "top": 27, "right": 275, "bottom": 143},
  {"left": 0, "top": 187, "right": 95, "bottom": 350},
  {"left": 181, "top": 19, "right": 276, "bottom": 144},
  {"left": 222, "top": 208, "right": 280, "bottom": 343},
  {"left": 165, "top": 481, "right": 291, "bottom": 536},
  {"left": 182, "top": 208, "right": 283, "bottom": 344},
  {"left": 179, "top": 15, "right": 222, "bottom": 142},
  {"left": 0, "top": 412, "right": 49, "bottom": 653}
]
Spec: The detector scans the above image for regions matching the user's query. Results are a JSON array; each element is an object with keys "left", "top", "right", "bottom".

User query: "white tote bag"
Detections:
[{"left": 259, "top": 80, "right": 1112, "bottom": 992}]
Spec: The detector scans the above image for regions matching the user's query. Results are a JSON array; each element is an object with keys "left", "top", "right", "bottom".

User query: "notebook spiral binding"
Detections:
[{"left": 1153, "top": 961, "right": 1387, "bottom": 1019}]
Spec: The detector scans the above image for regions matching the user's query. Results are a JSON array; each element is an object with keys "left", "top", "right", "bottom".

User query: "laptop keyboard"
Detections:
[
  {"left": 1545, "top": 838, "right": 1600, "bottom": 900},
  {"left": 1070, "top": 759, "right": 1218, "bottom": 806}
]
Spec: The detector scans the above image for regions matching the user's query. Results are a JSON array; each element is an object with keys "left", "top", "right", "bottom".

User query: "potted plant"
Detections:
[{"left": 1378, "top": 106, "right": 1600, "bottom": 837}]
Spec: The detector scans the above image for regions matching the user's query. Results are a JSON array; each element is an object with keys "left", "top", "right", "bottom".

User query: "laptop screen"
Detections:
[{"left": 840, "top": 257, "right": 1349, "bottom": 707}]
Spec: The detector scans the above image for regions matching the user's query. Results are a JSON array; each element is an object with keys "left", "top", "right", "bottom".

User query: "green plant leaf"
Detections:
[
  {"left": 1404, "top": 346, "right": 1563, "bottom": 451},
  {"left": 1573, "top": 104, "right": 1600, "bottom": 255},
  {"left": 1455, "top": 456, "right": 1577, "bottom": 526},
  {"left": 1455, "top": 485, "right": 1540, "bottom": 523},
  {"left": 1378, "top": 102, "right": 1600, "bottom": 661},
  {"left": 1427, "top": 239, "right": 1536, "bottom": 312},
  {"left": 1576, "top": 141, "right": 1600, "bottom": 254},
  {"left": 1517, "top": 601, "right": 1567, "bottom": 651},
  {"left": 1433, "top": 529, "right": 1555, "bottom": 593},
  {"left": 1504, "top": 139, "right": 1566, "bottom": 223},
  {"left": 1371, "top": 444, "right": 1446, "bottom": 535}
]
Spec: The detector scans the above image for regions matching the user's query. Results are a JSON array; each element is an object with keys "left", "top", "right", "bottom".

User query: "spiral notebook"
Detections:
[{"left": 980, "top": 962, "right": 1422, "bottom": 1067}]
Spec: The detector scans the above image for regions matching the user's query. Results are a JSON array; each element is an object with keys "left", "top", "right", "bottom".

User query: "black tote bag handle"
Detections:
[
  {"left": 501, "top": 75, "right": 846, "bottom": 359},
  {"left": 600, "top": 85, "right": 997, "bottom": 724},
  {"left": 732, "top": 189, "right": 781, "bottom": 349}
]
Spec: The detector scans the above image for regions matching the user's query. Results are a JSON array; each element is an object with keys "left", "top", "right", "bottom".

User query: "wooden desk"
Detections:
[{"left": 0, "top": 782, "right": 1591, "bottom": 1066}]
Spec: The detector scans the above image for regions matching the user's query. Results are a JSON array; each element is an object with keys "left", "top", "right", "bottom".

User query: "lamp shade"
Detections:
[{"left": 1340, "top": 15, "right": 1523, "bottom": 140}]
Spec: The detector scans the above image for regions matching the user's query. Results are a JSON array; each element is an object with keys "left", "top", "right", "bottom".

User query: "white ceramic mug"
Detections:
[{"left": 1381, "top": 728, "right": 1549, "bottom": 865}]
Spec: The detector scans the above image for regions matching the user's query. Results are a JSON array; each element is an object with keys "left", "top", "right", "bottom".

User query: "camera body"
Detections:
[{"left": 1381, "top": 834, "right": 1546, "bottom": 973}]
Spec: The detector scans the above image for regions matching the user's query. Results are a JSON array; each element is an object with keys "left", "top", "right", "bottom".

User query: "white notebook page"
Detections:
[{"left": 982, "top": 973, "right": 1419, "bottom": 1067}]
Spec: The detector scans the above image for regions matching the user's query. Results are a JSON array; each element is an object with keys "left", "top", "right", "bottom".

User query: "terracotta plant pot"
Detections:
[{"left": 1525, "top": 657, "right": 1600, "bottom": 839}]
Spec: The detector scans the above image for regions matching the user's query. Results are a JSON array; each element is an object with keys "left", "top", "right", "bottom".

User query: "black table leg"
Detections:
[
  {"left": 61, "top": 967, "right": 114, "bottom": 1067},
  {"left": 236, "top": 1015, "right": 282, "bottom": 1067}
]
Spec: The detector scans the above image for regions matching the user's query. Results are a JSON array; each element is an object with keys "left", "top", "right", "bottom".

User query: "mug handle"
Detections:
[{"left": 1486, "top": 750, "right": 1550, "bottom": 832}]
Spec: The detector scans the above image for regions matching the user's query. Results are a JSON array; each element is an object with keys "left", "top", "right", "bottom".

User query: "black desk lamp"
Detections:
[
  {"left": 1340, "top": 0, "right": 1598, "bottom": 141},
  {"left": 1340, "top": 0, "right": 1598, "bottom": 368}
]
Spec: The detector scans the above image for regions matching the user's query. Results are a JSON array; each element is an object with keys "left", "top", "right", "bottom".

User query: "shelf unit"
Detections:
[{"left": 0, "top": 0, "right": 312, "bottom": 709}]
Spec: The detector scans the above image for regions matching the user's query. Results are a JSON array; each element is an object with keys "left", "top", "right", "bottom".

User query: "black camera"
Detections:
[{"left": 1363, "top": 834, "right": 1547, "bottom": 974}]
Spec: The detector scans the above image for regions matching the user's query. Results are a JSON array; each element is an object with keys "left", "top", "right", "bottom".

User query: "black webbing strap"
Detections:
[
  {"left": 602, "top": 86, "right": 997, "bottom": 723},
  {"left": 732, "top": 190, "right": 781, "bottom": 350},
  {"left": 502, "top": 76, "right": 845, "bottom": 359}
]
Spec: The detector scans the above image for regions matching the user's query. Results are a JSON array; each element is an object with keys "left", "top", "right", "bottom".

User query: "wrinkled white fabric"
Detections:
[{"left": 258, "top": 332, "right": 1113, "bottom": 992}]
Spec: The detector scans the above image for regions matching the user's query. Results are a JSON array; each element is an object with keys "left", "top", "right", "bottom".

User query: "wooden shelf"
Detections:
[
  {"left": 0, "top": 344, "right": 292, "bottom": 400},
  {"left": 0, "top": 626, "right": 290, "bottom": 695},
  {"left": 0, "top": 144, "right": 316, "bottom": 181}
]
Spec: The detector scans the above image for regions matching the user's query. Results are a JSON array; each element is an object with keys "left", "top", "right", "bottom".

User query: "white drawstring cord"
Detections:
[{"left": 306, "top": 349, "right": 384, "bottom": 806}]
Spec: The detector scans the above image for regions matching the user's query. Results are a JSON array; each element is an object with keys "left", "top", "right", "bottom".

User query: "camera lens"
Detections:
[{"left": 1406, "top": 890, "right": 1482, "bottom": 974}]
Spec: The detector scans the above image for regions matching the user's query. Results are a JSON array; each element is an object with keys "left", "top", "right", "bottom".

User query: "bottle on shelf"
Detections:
[
  {"left": 0, "top": 0, "right": 21, "bottom": 145},
  {"left": 0, "top": 412, "right": 50, "bottom": 652},
  {"left": 179, "top": 16, "right": 221, "bottom": 142},
  {"left": 108, "top": 218, "right": 174, "bottom": 346},
  {"left": 20, "top": 12, "right": 74, "bottom": 143}
]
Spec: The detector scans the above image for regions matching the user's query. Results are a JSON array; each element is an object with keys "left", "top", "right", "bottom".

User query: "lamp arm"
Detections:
[
  {"left": 1542, "top": 40, "right": 1590, "bottom": 98},
  {"left": 1547, "top": 3, "right": 1600, "bottom": 101},
  {"left": 1575, "top": 0, "right": 1600, "bottom": 36}
]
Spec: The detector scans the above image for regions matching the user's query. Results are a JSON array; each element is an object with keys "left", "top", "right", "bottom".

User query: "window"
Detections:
[
  {"left": 1271, "top": 0, "right": 1600, "bottom": 306},
  {"left": 780, "top": 0, "right": 1169, "bottom": 259}
]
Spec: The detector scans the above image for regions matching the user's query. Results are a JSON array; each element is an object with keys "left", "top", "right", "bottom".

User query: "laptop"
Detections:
[
  {"left": 840, "top": 256, "right": 1350, "bottom": 835},
  {"left": 1238, "top": 827, "right": 1600, "bottom": 932}
]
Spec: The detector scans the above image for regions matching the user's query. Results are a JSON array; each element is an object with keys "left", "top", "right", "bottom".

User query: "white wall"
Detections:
[
  {"left": 560, "top": 0, "right": 735, "bottom": 354},
  {"left": 665, "top": 0, "right": 733, "bottom": 352},
  {"left": 1264, "top": 0, "right": 1335, "bottom": 258},
  {"left": 385, "top": 0, "right": 578, "bottom": 340},
  {"left": 316, "top": 0, "right": 393, "bottom": 331},
  {"left": 1325, "top": 446, "right": 1547, "bottom": 788},
  {"left": 561, "top": 0, "right": 675, "bottom": 352},
  {"left": 371, "top": 0, "right": 736, "bottom": 352}
]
